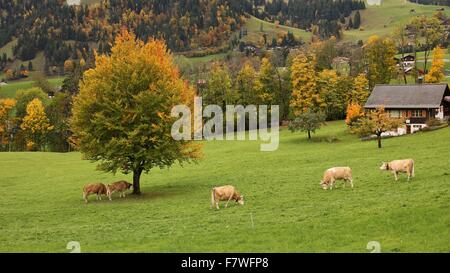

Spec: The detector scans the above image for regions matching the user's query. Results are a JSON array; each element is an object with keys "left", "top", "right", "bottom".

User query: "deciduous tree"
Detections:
[
  {"left": 71, "top": 30, "right": 201, "bottom": 195},
  {"left": 289, "top": 109, "right": 326, "bottom": 139},
  {"left": 350, "top": 73, "right": 369, "bottom": 105},
  {"left": 290, "top": 52, "right": 321, "bottom": 116},
  {"left": 20, "top": 98, "right": 53, "bottom": 151},
  {"left": 425, "top": 46, "right": 445, "bottom": 83},
  {"left": 352, "top": 106, "right": 404, "bottom": 149},
  {"left": 236, "top": 62, "right": 258, "bottom": 105},
  {"left": 0, "top": 98, "right": 16, "bottom": 150},
  {"left": 364, "top": 35, "right": 397, "bottom": 89}
]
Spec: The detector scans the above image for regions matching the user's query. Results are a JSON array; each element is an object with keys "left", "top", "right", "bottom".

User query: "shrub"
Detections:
[{"left": 426, "top": 117, "right": 444, "bottom": 127}]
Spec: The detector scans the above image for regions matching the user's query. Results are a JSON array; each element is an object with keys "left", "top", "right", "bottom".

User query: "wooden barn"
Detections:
[{"left": 365, "top": 84, "right": 450, "bottom": 134}]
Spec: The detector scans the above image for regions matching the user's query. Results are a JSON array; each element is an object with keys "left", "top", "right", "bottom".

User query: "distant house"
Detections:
[
  {"left": 364, "top": 84, "right": 450, "bottom": 135},
  {"left": 394, "top": 54, "right": 415, "bottom": 73}
]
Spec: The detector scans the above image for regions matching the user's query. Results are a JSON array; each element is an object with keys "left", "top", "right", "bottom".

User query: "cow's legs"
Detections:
[
  {"left": 98, "top": 194, "right": 102, "bottom": 201},
  {"left": 215, "top": 201, "right": 219, "bottom": 210},
  {"left": 225, "top": 196, "right": 233, "bottom": 208},
  {"left": 393, "top": 171, "right": 398, "bottom": 181},
  {"left": 83, "top": 193, "right": 88, "bottom": 203},
  {"left": 350, "top": 179, "right": 354, "bottom": 188}
]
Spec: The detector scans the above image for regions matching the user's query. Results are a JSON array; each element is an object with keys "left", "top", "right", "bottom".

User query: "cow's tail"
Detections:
[
  {"left": 411, "top": 160, "right": 415, "bottom": 177},
  {"left": 210, "top": 188, "right": 216, "bottom": 209}
]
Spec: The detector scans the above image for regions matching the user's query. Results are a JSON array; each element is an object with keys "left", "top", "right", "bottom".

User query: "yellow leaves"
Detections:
[
  {"left": 366, "top": 35, "right": 380, "bottom": 45},
  {"left": 26, "top": 140, "right": 36, "bottom": 151},
  {"left": 364, "top": 35, "right": 397, "bottom": 87},
  {"left": 290, "top": 52, "right": 321, "bottom": 115},
  {"left": 425, "top": 46, "right": 445, "bottom": 83},
  {"left": 0, "top": 99, "right": 16, "bottom": 135},
  {"left": 0, "top": 99, "right": 16, "bottom": 117},
  {"left": 21, "top": 98, "right": 53, "bottom": 135},
  {"left": 351, "top": 73, "right": 369, "bottom": 105},
  {"left": 71, "top": 29, "right": 202, "bottom": 171}
]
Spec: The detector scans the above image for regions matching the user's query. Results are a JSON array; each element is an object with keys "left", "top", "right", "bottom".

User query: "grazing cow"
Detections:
[
  {"left": 380, "top": 159, "right": 415, "bottom": 181},
  {"left": 106, "top": 181, "right": 133, "bottom": 200},
  {"left": 83, "top": 183, "right": 107, "bottom": 203},
  {"left": 210, "top": 185, "right": 244, "bottom": 210},
  {"left": 320, "top": 167, "right": 354, "bottom": 190}
]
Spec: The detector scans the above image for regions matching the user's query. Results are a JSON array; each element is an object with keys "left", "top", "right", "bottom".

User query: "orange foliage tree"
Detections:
[
  {"left": 71, "top": 30, "right": 201, "bottom": 194},
  {"left": 345, "top": 103, "right": 364, "bottom": 129}
]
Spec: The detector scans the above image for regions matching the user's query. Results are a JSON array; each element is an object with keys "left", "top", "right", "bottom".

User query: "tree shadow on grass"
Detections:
[
  {"left": 284, "top": 135, "right": 342, "bottom": 145},
  {"left": 110, "top": 181, "right": 204, "bottom": 202}
]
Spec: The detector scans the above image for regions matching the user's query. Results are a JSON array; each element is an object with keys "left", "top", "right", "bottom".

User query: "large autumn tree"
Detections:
[{"left": 71, "top": 30, "right": 201, "bottom": 195}]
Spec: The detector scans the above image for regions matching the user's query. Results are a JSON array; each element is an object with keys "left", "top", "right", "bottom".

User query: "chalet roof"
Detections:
[{"left": 365, "top": 84, "right": 449, "bottom": 109}]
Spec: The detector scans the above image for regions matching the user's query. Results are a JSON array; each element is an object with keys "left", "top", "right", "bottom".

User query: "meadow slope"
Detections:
[
  {"left": 344, "top": 0, "right": 450, "bottom": 41},
  {"left": 0, "top": 121, "right": 449, "bottom": 252}
]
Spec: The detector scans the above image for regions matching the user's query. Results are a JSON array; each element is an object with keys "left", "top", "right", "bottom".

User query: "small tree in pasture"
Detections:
[
  {"left": 352, "top": 106, "right": 404, "bottom": 149},
  {"left": 289, "top": 110, "right": 326, "bottom": 140}
]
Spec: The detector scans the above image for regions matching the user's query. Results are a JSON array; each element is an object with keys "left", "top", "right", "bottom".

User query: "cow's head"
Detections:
[
  {"left": 236, "top": 195, "right": 244, "bottom": 205},
  {"left": 379, "top": 162, "right": 388, "bottom": 170},
  {"left": 126, "top": 182, "right": 133, "bottom": 190},
  {"left": 320, "top": 180, "right": 328, "bottom": 190}
]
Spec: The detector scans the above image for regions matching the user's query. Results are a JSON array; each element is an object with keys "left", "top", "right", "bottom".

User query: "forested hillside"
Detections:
[
  {"left": 0, "top": 0, "right": 367, "bottom": 77},
  {"left": 253, "top": 0, "right": 366, "bottom": 38},
  {"left": 0, "top": 0, "right": 247, "bottom": 63},
  {"left": 408, "top": 0, "right": 450, "bottom": 6}
]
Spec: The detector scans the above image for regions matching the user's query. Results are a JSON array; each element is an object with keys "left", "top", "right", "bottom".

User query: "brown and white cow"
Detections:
[
  {"left": 106, "top": 181, "right": 133, "bottom": 200},
  {"left": 83, "top": 183, "right": 108, "bottom": 203},
  {"left": 210, "top": 185, "right": 244, "bottom": 209},
  {"left": 320, "top": 167, "right": 354, "bottom": 190},
  {"left": 380, "top": 159, "right": 415, "bottom": 181}
]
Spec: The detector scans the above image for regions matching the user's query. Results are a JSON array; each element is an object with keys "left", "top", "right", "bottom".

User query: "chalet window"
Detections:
[
  {"left": 411, "top": 110, "right": 423, "bottom": 117},
  {"left": 389, "top": 110, "right": 401, "bottom": 118}
]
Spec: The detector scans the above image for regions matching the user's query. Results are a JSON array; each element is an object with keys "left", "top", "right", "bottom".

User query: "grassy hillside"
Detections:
[
  {"left": 0, "top": 77, "right": 64, "bottom": 98},
  {"left": 344, "top": 0, "right": 450, "bottom": 41},
  {"left": 0, "top": 39, "right": 17, "bottom": 58},
  {"left": 1, "top": 121, "right": 449, "bottom": 252},
  {"left": 242, "top": 16, "right": 313, "bottom": 45}
]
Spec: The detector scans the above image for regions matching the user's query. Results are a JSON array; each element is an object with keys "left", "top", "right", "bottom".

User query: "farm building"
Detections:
[
  {"left": 394, "top": 54, "right": 415, "bottom": 74},
  {"left": 365, "top": 84, "right": 450, "bottom": 134}
]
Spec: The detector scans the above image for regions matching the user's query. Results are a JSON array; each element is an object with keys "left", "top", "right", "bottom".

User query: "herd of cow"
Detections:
[
  {"left": 82, "top": 159, "right": 415, "bottom": 209},
  {"left": 83, "top": 180, "right": 132, "bottom": 203}
]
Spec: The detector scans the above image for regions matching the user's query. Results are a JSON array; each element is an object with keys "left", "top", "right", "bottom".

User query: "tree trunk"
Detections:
[
  {"left": 377, "top": 134, "right": 382, "bottom": 149},
  {"left": 308, "top": 130, "right": 311, "bottom": 139},
  {"left": 132, "top": 168, "right": 143, "bottom": 195}
]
